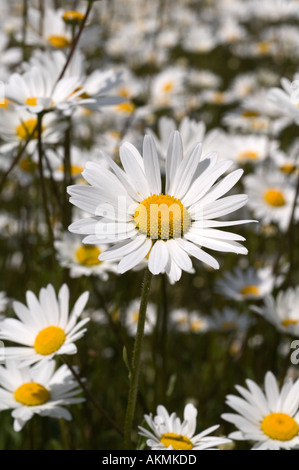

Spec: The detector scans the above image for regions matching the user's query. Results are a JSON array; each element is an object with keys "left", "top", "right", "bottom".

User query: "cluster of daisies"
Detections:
[{"left": 0, "top": 0, "right": 298, "bottom": 451}]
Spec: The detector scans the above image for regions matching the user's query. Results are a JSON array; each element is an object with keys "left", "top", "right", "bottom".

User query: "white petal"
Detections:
[{"left": 148, "top": 240, "right": 169, "bottom": 275}]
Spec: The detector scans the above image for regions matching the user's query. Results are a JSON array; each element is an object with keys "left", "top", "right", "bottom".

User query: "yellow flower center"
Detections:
[
  {"left": 221, "top": 321, "right": 238, "bottom": 330},
  {"left": 16, "top": 119, "right": 39, "bottom": 140},
  {"left": 280, "top": 164, "right": 295, "bottom": 174},
  {"left": 240, "top": 285, "right": 260, "bottom": 297},
  {"left": 116, "top": 101, "right": 135, "bottom": 113},
  {"left": 62, "top": 10, "right": 84, "bottom": 23},
  {"left": 18, "top": 157, "right": 38, "bottom": 173},
  {"left": 26, "top": 97, "right": 38, "bottom": 106},
  {"left": 190, "top": 319, "right": 206, "bottom": 332},
  {"left": 257, "top": 41, "right": 271, "bottom": 54},
  {"left": 58, "top": 164, "right": 84, "bottom": 177},
  {"left": 238, "top": 150, "right": 259, "bottom": 161},
  {"left": 34, "top": 326, "right": 66, "bottom": 355},
  {"left": 0, "top": 98, "right": 11, "bottom": 109},
  {"left": 281, "top": 318, "right": 298, "bottom": 328},
  {"left": 212, "top": 92, "right": 225, "bottom": 104},
  {"left": 160, "top": 433, "right": 193, "bottom": 450},
  {"left": 264, "top": 189, "right": 286, "bottom": 207},
  {"left": 261, "top": 413, "right": 299, "bottom": 441},
  {"left": 76, "top": 245, "right": 101, "bottom": 266},
  {"left": 162, "top": 81, "right": 174, "bottom": 93},
  {"left": 14, "top": 382, "right": 50, "bottom": 406},
  {"left": 132, "top": 311, "right": 139, "bottom": 323},
  {"left": 47, "top": 35, "right": 71, "bottom": 48},
  {"left": 242, "top": 110, "right": 260, "bottom": 118},
  {"left": 118, "top": 87, "right": 130, "bottom": 98},
  {"left": 134, "top": 194, "right": 191, "bottom": 240}
]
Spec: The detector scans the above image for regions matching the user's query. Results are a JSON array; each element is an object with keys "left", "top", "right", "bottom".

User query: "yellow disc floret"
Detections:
[
  {"left": 47, "top": 35, "right": 71, "bottom": 48},
  {"left": 264, "top": 189, "right": 286, "bottom": 207},
  {"left": 261, "top": 413, "right": 299, "bottom": 441},
  {"left": 76, "top": 245, "right": 101, "bottom": 266},
  {"left": 16, "top": 119, "right": 39, "bottom": 140},
  {"left": 281, "top": 318, "right": 298, "bottom": 328},
  {"left": 14, "top": 382, "right": 50, "bottom": 406},
  {"left": 62, "top": 10, "right": 84, "bottom": 24},
  {"left": 160, "top": 433, "right": 193, "bottom": 450},
  {"left": 238, "top": 150, "right": 259, "bottom": 161},
  {"left": 26, "top": 97, "right": 38, "bottom": 106},
  {"left": 34, "top": 326, "right": 66, "bottom": 355},
  {"left": 240, "top": 285, "right": 260, "bottom": 297},
  {"left": 134, "top": 194, "right": 191, "bottom": 240}
]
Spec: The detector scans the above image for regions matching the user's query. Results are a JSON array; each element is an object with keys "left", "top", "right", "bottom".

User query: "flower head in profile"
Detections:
[
  {"left": 0, "top": 284, "right": 89, "bottom": 367},
  {"left": 0, "top": 360, "right": 84, "bottom": 431},
  {"left": 68, "top": 131, "right": 253, "bottom": 283},
  {"left": 222, "top": 371, "right": 299, "bottom": 450},
  {"left": 138, "top": 403, "right": 231, "bottom": 450},
  {"left": 251, "top": 287, "right": 299, "bottom": 336},
  {"left": 215, "top": 265, "right": 277, "bottom": 301}
]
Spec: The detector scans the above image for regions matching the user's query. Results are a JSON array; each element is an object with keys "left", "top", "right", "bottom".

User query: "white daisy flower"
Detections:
[
  {"left": 222, "top": 371, "right": 299, "bottom": 450},
  {"left": 209, "top": 307, "right": 253, "bottom": 333},
  {"left": 124, "top": 299, "right": 157, "bottom": 337},
  {"left": 169, "top": 308, "right": 210, "bottom": 334},
  {"left": 243, "top": 167, "right": 298, "bottom": 232},
  {"left": 0, "top": 359, "right": 84, "bottom": 432},
  {"left": 0, "top": 107, "right": 66, "bottom": 153},
  {"left": 44, "top": 145, "right": 109, "bottom": 183},
  {"left": 218, "top": 133, "right": 278, "bottom": 166},
  {"left": 270, "top": 141, "right": 299, "bottom": 179},
  {"left": 0, "top": 284, "right": 89, "bottom": 367},
  {"left": 268, "top": 76, "right": 299, "bottom": 124},
  {"left": 150, "top": 67, "right": 186, "bottom": 108},
  {"left": 138, "top": 403, "right": 231, "bottom": 450},
  {"left": 251, "top": 287, "right": 299, "bottom": 337},
  {"left": 146, "top": 116, "right": 221, "bottom": 167},
  {"left": 55, "top": 231, "right": 118, "bottom": 280},
  {"left": 23, "top": 6, "right": 73, "bottom": 49},
  {"left": 68, "top": 131, "right": 253, "bottom": 284},
  {"left": 215, "top": 266, "right": 277, "bottom": 301},
  {"left": 4, "top": 66, "right": 82, "bottom": 114}
]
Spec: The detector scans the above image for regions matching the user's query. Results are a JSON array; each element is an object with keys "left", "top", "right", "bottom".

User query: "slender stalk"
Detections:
[
  {"left": 55, "top": 0, "right": 93, "bottom": 83},
  {"left": 286, "top": 171, "right": 299, "bottom": 285},
  {"left": 123, "top": 268, "right": 153, "bottom": 449},
  {"left": 160, "top": 273, "right": 168, "bottom": 393},
  {"left": 63, "top": 356, "right": 123, "bottom": 437},
  {"left": 22, "top": 0, "right": 28, "bottom": 61},
  {"left": 37, "top": 113, "right": 55, "bottom": 265},
  {"left": 63, "top": 116, "right": 73, "bottom": 230}
]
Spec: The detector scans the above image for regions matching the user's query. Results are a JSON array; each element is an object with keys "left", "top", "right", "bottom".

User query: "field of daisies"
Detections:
[{"left": 0, "top": 0, "right": 299, "bottom": 452}]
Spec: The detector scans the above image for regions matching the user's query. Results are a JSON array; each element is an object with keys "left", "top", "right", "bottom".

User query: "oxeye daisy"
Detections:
[
  {"left": 68, "top": 131, "right": 253, "bottom": 284},
  {"left": 138, "top": 403, "right": 231, "bottom": 450},
  {"left": 221, "top": 371, "right": 299, "bottom": 450},
  {"left": 251, "top": 287, "right": 299, "bottom": 337},
  {"left": 124, "top": 299, "right": 157, "bottom": 337},
  {"left": 215, "top": 265, "right": 277, "bottom": 301},
  {"left": 209, "top": 307, "right": 253, "bottom": 333},
  {"left": 169, "top": 308, "right": 210, "bottom": 334},
  {"left": 0, "top": 359, "right": 84, "bottom": 432},
  {"left": 243, "top": 167, "right": 298, "bottom": 232},
  {"left": 54, "top": 231, "right": 118, "bottom": 280},
  {"left": 0, "top": 284, "right": 89, "bottom": 367}
]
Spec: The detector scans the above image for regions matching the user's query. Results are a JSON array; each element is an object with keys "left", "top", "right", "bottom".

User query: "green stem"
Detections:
[
  {"left": 37, "top": 113, "right": 55, "bottom": 266},
  {"left": 63, "top": 357, "right": 123, "bottom": 437},
  {"left": 123, "top": 268, "right": 153, "bottom": 449},
  {"left": 55, "top": 0, "right": 93, "bottom": 83},
  {"left": 63, "top": 116, "right": 73, "bottom": 230}
]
